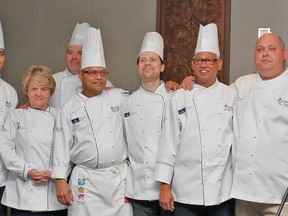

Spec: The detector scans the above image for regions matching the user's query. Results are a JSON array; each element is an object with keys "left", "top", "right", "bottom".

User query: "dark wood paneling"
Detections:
[{"left": 157, "top": 0, "right": 231, "bottom": 84}]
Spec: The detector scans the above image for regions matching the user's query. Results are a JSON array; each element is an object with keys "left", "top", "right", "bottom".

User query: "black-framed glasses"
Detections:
[
  {"left": 82, "top": 70, "right": 109, "bottom": 77},
  {"left": 192, "top": 58, "right": 218, "bottom": 65}
]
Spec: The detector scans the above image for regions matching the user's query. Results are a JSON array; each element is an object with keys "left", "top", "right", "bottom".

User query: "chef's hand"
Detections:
[
  {"left": 159, "top": 183, "right": 174, "bottom": 212},
  {"left": 28, "top": 169, "right": 50, "bottom": 183},
  {"left": 56, "top": 179, "right": 74, "bottom": 206},
  {"left": 20, "top": 102, "right": 29, "bottom": 110},
  {"left": 165, "top": 81, "right": 180, "bottom": 91},
  {"left": 180, "top": 75, "right": 196, "bottom": 91}
]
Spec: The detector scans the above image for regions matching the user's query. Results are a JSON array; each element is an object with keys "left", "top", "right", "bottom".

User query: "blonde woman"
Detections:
[{"left": 0, "top": 65, "right": 66, "bottom": 216}]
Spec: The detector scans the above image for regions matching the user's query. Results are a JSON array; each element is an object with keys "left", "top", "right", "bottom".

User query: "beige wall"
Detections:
[
  {"left": 0, "top": 0, "right": 157, "bottom": 105},
  {"left": 230, "top": 0, "right": 288, "bottom": 83},
  {"left": 2, "top": 0, "right": 288, "bottom": 103}
]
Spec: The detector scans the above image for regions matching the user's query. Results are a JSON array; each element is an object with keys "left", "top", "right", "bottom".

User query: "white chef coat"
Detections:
[
  {"left": 0, "top": 106, "right": 66, "bottom": 211},
  {"left": 0, "top": 78, "right": 18, "bottom": 187},
  {"left": 155, "top": 80, "right": 236, "bottom": 206},
  {"left": 52, "top": 88, "right": 132, "bottom": 216},
  {"left": 50, "top": 69, "right": 113, "bottom": 109},
  {"left": 231, "top": 70, "right": 288, "bottom": 204},
  {"left": 123, "top": 82, "right": 173, "bottom": 200}
]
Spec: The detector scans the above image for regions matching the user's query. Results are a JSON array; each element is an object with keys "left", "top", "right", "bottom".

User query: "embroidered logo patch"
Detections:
[
  {"left": 5, "top": 101, "right": 12, "bottom": 108},
  {"left": 178, "top": 108, "right": 186, "bottom": 115},
  {"left": 78, "top": 178, "right": 85, "bottom": 186},
  {"left": 71, "top": 118, "right": 80, "bottom": 124},
  {"left": 224, "top": 104, "right": 233, "bottom": 111},
  {"left": 76, "top": 178, "right": 86, "bottom": 206},
  {"left": 111, "top": 106, "right": 120, "bottom": 112},
  {"left": 278, "top": 98, "right": 288, "bottom": 107}
]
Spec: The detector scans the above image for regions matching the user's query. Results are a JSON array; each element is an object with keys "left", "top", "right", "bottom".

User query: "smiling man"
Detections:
[
  {"left": 123, "top": 32, "right": 173, "bottom": 216},
  {"left": 51, "top": 27, "right": 132, "bottom": 216},
  {"left": 154, "top": 23, "right": 236, "bottom": 216},
  {"left": 50, "top": 22, "right": 112, "bottom": 109}
]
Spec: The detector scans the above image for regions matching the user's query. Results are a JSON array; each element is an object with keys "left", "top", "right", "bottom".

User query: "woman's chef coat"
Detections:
[
  {"left": 0, "top": 78, "right": 18, "bottom": 187},
  {"left": 50, "top": 69, "right": 113, "bottom": 109},
  {"left": 155, "top": 80, "right": 236, "bottom": 206},
  {"left": 123, "top": 82, "right": 172, "bottom": 200},
  {"left": 231, "top": 70, "right": 288, "bottom": 204},
  {"left": 0, "top": 107, "right": 66, "bottom": 211}
]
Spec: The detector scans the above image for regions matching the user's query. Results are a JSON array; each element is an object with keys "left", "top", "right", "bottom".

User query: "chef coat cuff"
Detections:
[
  {"left": 154, "top": 163, "right": 174, "bottom": 184},
  {"left": 23, "top": 164, "right": 32, "bottom": 181},
  {"left": 51, "top": 165, "right": 68, "bottom": 180}
]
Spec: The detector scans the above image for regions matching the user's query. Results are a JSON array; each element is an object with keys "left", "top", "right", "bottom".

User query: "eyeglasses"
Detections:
[
  {"left": 192, "top": 58, "right": 219, "bottom": 65},
  {"left": 82, "top": 70, "right": 109, "bottom": 77}
]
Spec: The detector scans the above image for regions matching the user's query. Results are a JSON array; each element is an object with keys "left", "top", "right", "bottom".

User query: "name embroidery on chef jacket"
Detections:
[
  {"left": 178, "top": 107, "right": 186, "bottom": 115},
  {"left": 71, "top": 117, "right": 86, "bottom": 124},
  {"left": 278, "top": 98, "right": 288, "bottom": 107},
  {"left": 124, "top": 111, "right": 136, "bottom": 117}
]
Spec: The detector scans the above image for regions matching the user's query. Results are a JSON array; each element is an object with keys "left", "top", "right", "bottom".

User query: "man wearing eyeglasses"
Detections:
[
  {"left": 50, "top": 22, "right": 113, "bottom": 109},
  {"left": 154, "top": 23, "right": 236, "bottom": 216},
  {"left": 52, "top": 27, "right": 132, "bottom": 216}
]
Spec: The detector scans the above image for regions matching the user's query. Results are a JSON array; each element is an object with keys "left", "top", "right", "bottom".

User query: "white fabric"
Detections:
[
  {"left": 155, "top": 80, "right": 236, "bottom": 206},
  {"left": 81, "top": 27, "right": 106, "bottom": 70},
  {"left": 69, "top": 22, "right": 90, "bottom": 46},
  {"left": 231, "top": 70, "right": 288, "bottom": 204},
  {"left": 123, "top": 82, "right": 172, "bottom": 200},
  {"left": 195, "top": 23, "right": 220, "bottom": 57},
  {"left": 139, "top": 32, "right": 164, "bottom": 60},
  {"left": 0, "top": 107, "right": 66, "bottom": 211},
  {"left": 0, "top": 78, "right": 18, "bottom": 187},
  {"left": 52, "top": 88, "right": 131, "bottom": 216},
  {"left": 50, "top": 69, "right": 113, "bottom": 109},
  {"left": 68, "top": 162, "right": 132, "bottom": 216},
  {"left": 0, "top": 21, "right": 4, "bottom": 49}
]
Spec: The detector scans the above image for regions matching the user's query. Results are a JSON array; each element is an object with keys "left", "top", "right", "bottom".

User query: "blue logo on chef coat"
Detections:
[
  {"left": 71, "top": 118, "right": 80, "bottom": 124},
  {"left": 124, "top": 112, "right": 130, "bottom": 117},
  {"left": 178, "top": 108, "right": 186, "bottom": 115}
]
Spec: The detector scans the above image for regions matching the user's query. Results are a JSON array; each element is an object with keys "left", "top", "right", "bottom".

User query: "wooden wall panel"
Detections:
[{"left": 157, "top": 0, "right": 231, "bottom": 84}]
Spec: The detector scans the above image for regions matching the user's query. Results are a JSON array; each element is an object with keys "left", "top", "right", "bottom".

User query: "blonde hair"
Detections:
[{"left": 22, "top": 65, "right": 56, "bottom": 95}]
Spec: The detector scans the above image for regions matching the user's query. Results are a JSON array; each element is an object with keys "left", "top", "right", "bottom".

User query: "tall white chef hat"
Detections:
[
  {"left": 81, "top": 27, "right": 106, "bottom": 70},
  {"left": 139, "top": 32, "right": 164, "bottom": 60},
  {"left": 195, "top": 23, "right": 220, "bottom": 57},
  {"left": 0, "top": 21, "right": 4, "bottom": 49},
  {"left": 69, "top": 22, "right": 90, "bottom": 46}
]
